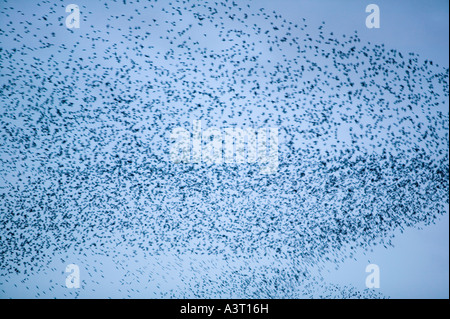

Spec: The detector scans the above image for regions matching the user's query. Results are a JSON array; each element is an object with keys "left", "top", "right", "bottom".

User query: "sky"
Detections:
[
  {"left": 0, "top": 0, "right": 448, "bottom": 299},
  {"left": 259, "top": 0, "right": 449, "bottom": 298}
]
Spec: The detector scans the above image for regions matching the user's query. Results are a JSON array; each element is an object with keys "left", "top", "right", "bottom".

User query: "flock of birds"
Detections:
[{"left": 0, "top": 0, "right": 448, "bottom": 298}]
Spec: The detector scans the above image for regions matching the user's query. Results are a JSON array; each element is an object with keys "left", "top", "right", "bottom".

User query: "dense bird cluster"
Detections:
[{"left": 0, "top": 0, "right": 448, "bottom": 298}]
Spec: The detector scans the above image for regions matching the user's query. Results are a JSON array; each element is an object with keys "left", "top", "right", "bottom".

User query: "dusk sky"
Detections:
[{"left": 0, "top": 0, "right": 448, "bottom": 299}]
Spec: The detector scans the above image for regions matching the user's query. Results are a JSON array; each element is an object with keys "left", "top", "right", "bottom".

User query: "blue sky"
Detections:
[
  {"left": 259, "top": 0, "right": 449, "bottom": 298},
  {"left": 0, "top": 0, "right": 448, "bottom": 299}
]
